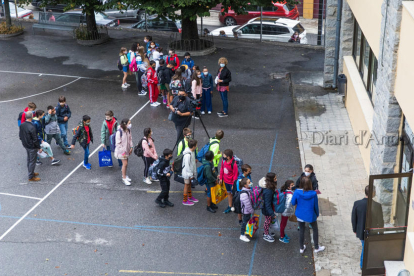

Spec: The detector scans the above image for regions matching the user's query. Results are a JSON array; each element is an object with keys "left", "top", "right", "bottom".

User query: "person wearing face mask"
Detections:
[
  {"left": 219, "top": 149, "right": 239, "bottom": 214},
  {"left": 119, "top": 47, "right": 130, "bottom": 89},
  {"left": 147, "top": 41, "right": 157, "bottom": 61},
  {"left": 216, "top": 57, "right": 232, "bottom": 118},
  {"left": 70, "top": 115, "right": 93, "bottom": 170},
  {"left": 191, "top": 70, "right": 202, "bottom": 100},
  {"left": 55, "top": 96, "right": 71, "bottom": 149},
  {"left": 113, "top": 118, "right": 133, "bottom": 186},
  {"left": 169, "top": 90, "right": 193, "bottom": 142},
  {"left": 177, "top": 128, "right": 193, "bottom": 157},
  {"left": 141, "top": 128, "right": 158, "bottom": 185},
  {"left": 147, "top": 60, "right": 160, "bottom": 107},
  {"left": 166, "top": 49, "right": 180, "bottom": 71},
  {"left": 45, "top": 105, "right": 71, "bottom": 155},
  {"left": 144, "top": 36, "right": 158, "bottom": 53},
  {"left": 181, "top": 52, "right": 194, "bottom": 73},
  {"left": 155, "top": 148, "right": 174, "bottom": 208},
  {"left": 294, "top": 164, "right": 319, "bottom": 191},
  {"left": 258, "top": 172, "right": 278, "bottom": 243},
  {"left": 201, "top": 66, "right": 214, "bottom": 115},
  {"left": 202, "top": 151, "right": 219, "bottom": 213},
  {"left": 100, "top": 110, "right": 123, "bottom": 169}
]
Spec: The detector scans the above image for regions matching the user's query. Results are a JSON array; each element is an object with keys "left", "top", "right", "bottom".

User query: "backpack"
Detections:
[
  {"left": 141, "top": 72, "right": 148, "bottom": 88},
  {"left": 173, "top": 152, "right": 190, "bottom": 174},
  {"left": 170, "top": 79, "right": 183, "bottom": 93},
  {"left": 233, "top": 190, "right": 248, "bottom": 214},
  {"left": 109, "top": 129, "right": 122, "bottom": 152},
  {"left": 232, "top": 155, "right": 243, "bottom": 175},
  {"left": 18, "top": 111, "right": 23, "bottom": 126},
  {"left": 72, "top": 125, "right": 80, "bottom": 140},
  {"left": 196, "top": 140, "right": 219, "bottom": 162},
  {"left": 129, "top": 56, "right": 137, "bottom": 72},
  {"left": 196, "top": 164, "right": 208, "bottom": 186},
  {"left": 133, "top": 138, "right": 146, "bottom": 157},
  {"left": 148, "top": 158, "right": 161, "bottom": 181},
  {"left": 157, "top": 69, "right": 164, "bottom": 84},
  {"left": 273, "top": 190, "right": 292, "bottom": 213},
  {"left": 117, "top": 56, "right": 123, "bottom": 71},
  {"left": 251, "top": 186, "right": 264, "bottom": 210}
]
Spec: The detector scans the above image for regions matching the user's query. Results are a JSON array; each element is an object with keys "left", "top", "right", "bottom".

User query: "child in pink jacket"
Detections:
[
  {"left": 191, "top": 70, "right": 202, "bottom": 100},
  {"left": 142, "top": 128, "right": 158, "bottom": 184},
  {"left": 220, "top": 149, "right": 239, "bottom": 214}
]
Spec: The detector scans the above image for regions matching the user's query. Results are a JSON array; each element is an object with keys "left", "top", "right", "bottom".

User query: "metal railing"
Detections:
[
  {"left": 74, "top": 25, "right": 108, "bottom": 41},
  {"left": 168, "top": 33, "right": 214, "bottom": 51}
]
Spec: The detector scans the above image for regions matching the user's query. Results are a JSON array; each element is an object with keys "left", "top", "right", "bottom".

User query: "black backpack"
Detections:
[
  {"left": 233, "top": 190, "right": 248, "bottom": 214},
  {"left": 134, "top": 138, "right": 146, "bottom": 157},
  {"left": 17, "top": 111, "right": 24, "bottom": 126},
  {"left": 117, "top": 56, "right": 123, "bottom": 71},
  {"left": 173, "top": 152, "right": 190, "bottom": 174}
]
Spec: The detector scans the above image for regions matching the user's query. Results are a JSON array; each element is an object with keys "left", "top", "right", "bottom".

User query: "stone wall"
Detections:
[
  {"left": 338, "top": 0, "right": 354, "bottom": 74},
  {"left": 369, "top": 0, "right": 403, "bottom": 176},
  {"left": 323, "top": 0, "right": 338, "bottom": 88}
]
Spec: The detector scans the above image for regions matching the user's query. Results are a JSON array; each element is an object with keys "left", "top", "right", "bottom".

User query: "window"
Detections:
[
  {"left": 240, "top": 24, "right": 261, "bottom": 34},
  {"left": 293, "top": 23, "right": 305, "bottom": 34},
  {"left": 283, "top": 5, "right": 290, "bottom": 13},
  {"left": 352, "top": 18, "right": 378, "bottom": 105}
]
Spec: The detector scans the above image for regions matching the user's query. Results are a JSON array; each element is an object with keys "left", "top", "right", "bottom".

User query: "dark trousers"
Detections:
[
  {"left": 142, "top": 156, "right": 155, "bottom": 178},
  {"left": 46, "top": 133, "right": 66, "bottom": 151},
  {"left": 299, "top": 221, "right": 319, "bottom": 250},
  {"left": 201, "top": 88, "right": 212, "bottom": 112},
  {"left": 136, "top": 71, "right": 144, "bottom": 91},
  {"left": 240, "top": 214, "right": 251, "bottom": 235},
  {"left": 157, "top": 178, "right": 170, "bottom": 201},
  {"left": 26, "top": 148, "right": 38, "bottom": 179}
]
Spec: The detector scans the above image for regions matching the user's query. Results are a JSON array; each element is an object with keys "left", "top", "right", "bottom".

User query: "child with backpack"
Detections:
[
  {"left": 239, "top": 178, "right": 254, "bottom": 242},
  {"left": 70, "top": 115, "right": 93, "bottom": 170},
  {"left": 220, "top": 149, "right": 239, "bottom": 214},
  {"left": 202, "top": 151, "right": 219, "bottom": 213},
  {"left": 141, "top": 128, "right": 158, "bottom": 185},
  {"left": 119, "top": 47, "right": 130, "bottom": 89},
  {"left": 182, "top": 139, "right": 198, "bottom": 206},
  {"left": 177, "top": 128, "right": 193, "bottom": 156},
  {"left": 100, "top": 110, "right": 122, "bottom": 170},
  {"left": 155, "top": 149, "right": 174, "bottom": 208},
  {"left": 259, "top": 172, "right": 277, "bottom": 243},
  {"left": 19, "top": 102, "right": 36, "bottom": 126},
  {"left": 278, "top": 180, "right": 295, "bottom": 243},
  {"left": 181, "top": 52, "right": 194, "bottom": 73},
  {"left": 234, "top": 164, "right": 253, "bottom": 224},
  {"left": 55, "top": 96, "right": 71, "bottom": 149},
  {"left": 32, "top": 110, "right": 60, "bottom": 166},
  {"left": 45, "top": 106, "right": 71, "bottom": 155}
]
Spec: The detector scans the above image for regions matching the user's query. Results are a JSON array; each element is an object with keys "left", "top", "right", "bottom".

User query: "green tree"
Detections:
[
  {"left": 112, "top": 0, "right": 299, "bottom": 40},
  {"left": 3, "top": 0, "right": 12, "bottom": 28}
]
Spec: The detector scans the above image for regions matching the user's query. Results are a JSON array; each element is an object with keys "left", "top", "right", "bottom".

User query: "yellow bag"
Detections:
[{"left": 210, "top": 181, "right": 228, "bottom": 205}]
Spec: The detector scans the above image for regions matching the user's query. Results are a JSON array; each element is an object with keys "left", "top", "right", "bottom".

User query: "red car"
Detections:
[{"left": 219, "top": 2, "right": 299, "bottom": 26}]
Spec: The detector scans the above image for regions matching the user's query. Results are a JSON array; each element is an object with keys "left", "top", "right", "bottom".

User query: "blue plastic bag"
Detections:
[{"left": 99, "top": 149, "right": 113, "bottom": 167}]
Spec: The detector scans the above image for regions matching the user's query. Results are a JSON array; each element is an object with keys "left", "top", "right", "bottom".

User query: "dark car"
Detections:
[
  {"left": 31, "top": 0, "right": 76, "bottom": 12},
  {"left": 131, "top": 16, "right": 181, "bottom": 33}
]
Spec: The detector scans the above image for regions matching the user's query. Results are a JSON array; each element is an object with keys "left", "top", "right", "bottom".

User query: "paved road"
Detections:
[{"left": 0, "top": 25, "right": 324, "bottom": 275}]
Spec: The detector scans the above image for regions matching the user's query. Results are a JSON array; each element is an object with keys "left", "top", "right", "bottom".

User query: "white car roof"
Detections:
[{"left": 247, "top": 17, "right": 301, "bottom": 28}]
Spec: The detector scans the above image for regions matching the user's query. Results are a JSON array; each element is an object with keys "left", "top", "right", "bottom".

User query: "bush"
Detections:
[{"left": 0, "top": 22, "right": 24, "bottom": 35}]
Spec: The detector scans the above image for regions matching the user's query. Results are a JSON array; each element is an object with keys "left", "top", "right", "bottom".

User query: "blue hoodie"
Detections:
[
  {"left": 235, "top": 173, "right": 252, "bottom": 192},
  {"left": 181, "top": 58, "right": 194, "bottom": 72},
  {"left": 291, "top": 189, "right": 319, "bottom": 223}
]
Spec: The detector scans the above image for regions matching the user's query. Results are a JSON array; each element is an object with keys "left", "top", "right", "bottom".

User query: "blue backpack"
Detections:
[
  {"left": 109, "top": 129, "right": 122, "bottom": 152},
  {"left": 273, "top": 190, "right": 292, "bottom": 213},
  {"left": 148, "top": 158, "right": 161, "bottom": 180},
  {"left": 196, "top": 140, "right": 219, "bottom": 162},
  {"left": 196, "top": 164, "right": 207, "bottom": 186}
]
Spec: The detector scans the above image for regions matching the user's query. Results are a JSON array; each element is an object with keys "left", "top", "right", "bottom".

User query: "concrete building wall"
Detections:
[
  {"left": 338, "top": 0, "right": 353, "bottom": 74},
  {"left": 323, "top": 0, "right": 337, "bottom": 88}
]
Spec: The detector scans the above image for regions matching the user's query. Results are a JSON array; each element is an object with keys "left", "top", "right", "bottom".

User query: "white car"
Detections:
[
  {"left": 210, "top": 17, "right": 308, "bottom": 44},
  {"left": 6, "top": 3, "right": 33, "bottom": 18}
]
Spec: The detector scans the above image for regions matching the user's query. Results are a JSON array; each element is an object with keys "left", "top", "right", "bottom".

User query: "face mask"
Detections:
[
  {"left": 106, "top": 118, "right": 112, "bottom": 121},
  {"left": 144, "top": 40, "right": 148, "bottom": 43},
  {"left": 85, "top": 122, "right": 90, "bottom": 126},
  {"left": 151, "top": 45, "right": 155, "bottom": 48},
  {"left": 179, "top": 95, "right": 186, "bottom": 101},
  {"left": 186, "top": 58, "right": 190, "bottom": 61},
  {"left": 248, "top": 182, "right": 253, "bottom": 187},
  {"left": 186, "top": 134, "right": 193, "bottom": 139},
  {"left": 127, "top": 124, "right": 132, "bottom": 129},
  {"left": 60, "top": 103, "right": 65, "bottom": 106},
  {"left": 203, "top": 72, "right": 208, "bottom": 75},
  {"left": 304, "top": 172, "right": 311, "bottom": 177},
  {"left": 220, "top": 63, "right": 225, "bottom": 68},
  {"left": 197, "top": 75, "right": 201, "bottom": 78}
]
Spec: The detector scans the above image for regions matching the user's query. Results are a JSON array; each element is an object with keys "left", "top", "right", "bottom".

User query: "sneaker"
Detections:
[
  {"left": 182, "top": 200, "right": 194, "bottom": 206},
  {"left": 263, "top": 234, "right": 275, "bottom": 243},
  {"left": 145, "top": 177, "right": 152, "bottom": 185},
  {"left": 122, "top": 84, "right": 128, "bottom": 89},
  {"left": 63, "top": 150, "right": 71, "bottom": 155},
  {"left": 138, "top": 91, "right": 146, "bottom": 96},
  {"left": 285, "top": 234, "right": 291, "bottom": 241},
  {"left": 314, "top": 245, "right": 326, "bottom": 253},
  {"left": 150, "top": 177, "right": 159, "bottom": 182},
  {"left": 29, "top": 177, "right": 41, "bottom": 182},
  {"left": 36, "top": 160, "right": 43, "bottom": 166},
  {"left": 83, "top": 163, "right": 91, "bottom": 170},
  {"left": 164, "top": 200, "right": 174, "bottom": 207},
  {"left": 300, "top": 245, "right": 307, "bottom": 254},
  {"left": 208, "top": 111, "right": 212, "bottom": 114},
  {"left": 206, "top": 206, "right": 216, "bottom": 213},
  {"left": 150, "top": 103, "right": 159, "bottom": 107},
  {"left": 279, "top": 236, "right": 290, "bottom": 243},
  {"left": 140, "top": 90, "right": 147, "bottom": 95},
  {"left": 240, "top": 235, "right": 250, "bottom": 243},
  {"left": 217, "top": 111, "right": 224, "bottom": 115},
  {"left": 154, "top": 102, "right": 161, "bottom": 106},
  {"left": 51, "top": 159, "right": 60, "bottom": 166},
  {"left": 218, "top": 113, "right": 228, "bottom": 118},
  {"left": 210, "top": 203, "right": 218, "bottom": 210},
  {"left": 188, "top": 196, "right": 199, "bottom": 203},
  {"left": 108, "top": 165, "right": 113, "bottom": 168},
  {"left": 201, "top": 111, "right": 205, "bottom": 115},
  {"left": 270, "top": 232, "right": 276, "bottom": 237},
  {"left": 125, "top": 83, "right": 131, "bottom": 87},
  {"left": 223, "top": 206, "right": 232, "bottom": 214},
  {"left": 192, "top": 116, "right": 199, "bottom": 120},
  {"left": 66, "top": 145, "right": 71, "bottom": 149},
  {"left": 166, "top": 105, "right": 170, "bottom": 109},
  {"left": 155, "top": 199, "right": 166, "bottom": 208},
  {"left": 125, "top": 175, "right": 131, "bottom": 181},
  {"left": 163, "top": 99, "right": 167, "bottom": 104},
  {"left": 122, "top": 178, "right": 131, "bottom": 186}
]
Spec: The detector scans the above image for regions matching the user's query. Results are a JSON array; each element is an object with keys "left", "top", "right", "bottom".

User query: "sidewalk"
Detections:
[{"left": 291, "top": 71, "right": 368, "bottom": 276}]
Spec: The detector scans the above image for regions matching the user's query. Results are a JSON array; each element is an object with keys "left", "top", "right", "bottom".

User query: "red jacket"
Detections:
[
  {"left": 166, "top": 54, "right": 180, "bottom": 70},
  {"left": 147, "top": 67, "right": 158, "bottom": 85},
  {"left": 220, "top": 157, "right": 239, "bottom": 185},
  {"left": 21, "top": 107, "right": 30, "bottom": 124}
]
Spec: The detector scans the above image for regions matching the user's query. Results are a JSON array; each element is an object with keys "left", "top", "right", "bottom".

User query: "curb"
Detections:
[{"left": 0, "top": 30, "right": 24, "bottom": 38}]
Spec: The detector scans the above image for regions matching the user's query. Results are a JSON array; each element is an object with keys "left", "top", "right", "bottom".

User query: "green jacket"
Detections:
[
  {"left": 203, "top": 160, "right": 218, "bottom": 186},
  {"left": 177, "top": 139, "right": 198, "bottom": 156},
  {"left": 209, "top": 137, "right": 221, "bottom": 167},
  {"left": 101, "top": 119, "right": 119, "bottom": 146},
  {"left": 71, "top": 121, "right": 93, "bottom": 148}
]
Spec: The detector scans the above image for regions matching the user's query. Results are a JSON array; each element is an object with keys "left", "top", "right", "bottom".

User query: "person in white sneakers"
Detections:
[
  {"left": 239, "top": 178, "right": 254, "bottom": 242},
  {"left": 291, "top": 177, "right": 325, "bottom": 254},
  {"left": 141, "top": 128, "right": 158, "bottom": 185},
  {"left": 115, "top": 118, "right": 134, "bottom": 186}
]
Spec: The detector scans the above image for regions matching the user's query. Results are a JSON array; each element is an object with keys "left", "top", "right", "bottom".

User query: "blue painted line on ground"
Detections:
[
  {"left": 268, "top": 132, "right": 279, "bottom": 173},
  {"left": 0, "top": 215, "right": 237, "bottom": 240},
  {"left": 134, "top": 225, "right": 239, "bottom": 231}
]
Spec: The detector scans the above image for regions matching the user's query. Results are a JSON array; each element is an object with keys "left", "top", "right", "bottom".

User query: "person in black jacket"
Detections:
[
  {"left": 155, "top": 149, "right": 174, "bottom": 208},
  {"left": 259, "top": 172, "right": 277, "bottom": 243},
  {"left": 295, "top": 164, "right": 319, "bottom": 191},
  {"left": 216, "top": 57, "right": 232, "bottom": 118},
  {"left": 157, "top": 59, "right": 174, "bottom": 106},
  {"left": 55, "top": 96, "right": 72, "bottom": 148},
  {"left": 352, "top": 185, "right": 384, "bottom": 270},
  {"left": 19, "top": 111, "right": 41, "bottom": 181},
  {"left": 203, "top": 151, "right": 219, "bottom": 213}
]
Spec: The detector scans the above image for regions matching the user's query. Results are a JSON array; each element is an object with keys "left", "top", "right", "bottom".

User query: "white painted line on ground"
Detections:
[
  {"left": 0, "top": 101, "right": 150, "bottom": 242},
  {"left": 0, "top": 70, "right": 88, "bottom": 79},
  {"left": 0, "top": 193, "right": 42, "bottom": 200},
  {"left": 0, "top": 78, "right": 81, "bottom": 104}
]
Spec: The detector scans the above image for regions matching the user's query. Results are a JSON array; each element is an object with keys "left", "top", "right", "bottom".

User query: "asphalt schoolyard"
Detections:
[{"left": 0, "top": 24, "right": 324, "bottom": 276}]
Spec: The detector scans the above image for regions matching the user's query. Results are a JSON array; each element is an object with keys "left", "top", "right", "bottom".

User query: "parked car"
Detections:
[
  {"left": 131, "top": 16, "right": 181, "bottom": 33},
  {"left": 31, "top": 0, "right": 75, "bottom": 12},
  {"left": 211, "top": 17, "right": 308, "bottom": 44},
  {"left": 0, "top": 2, "right": 33, "bottom": 18},
  {"left": 55, "top": 10, "right": 119, "bottom": 27},
  {"left": 219, "top": 2, "right": 299, "bottom": 26},
  {"left": 102, "top": 0, "right": 147, "bottom": 21}
]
